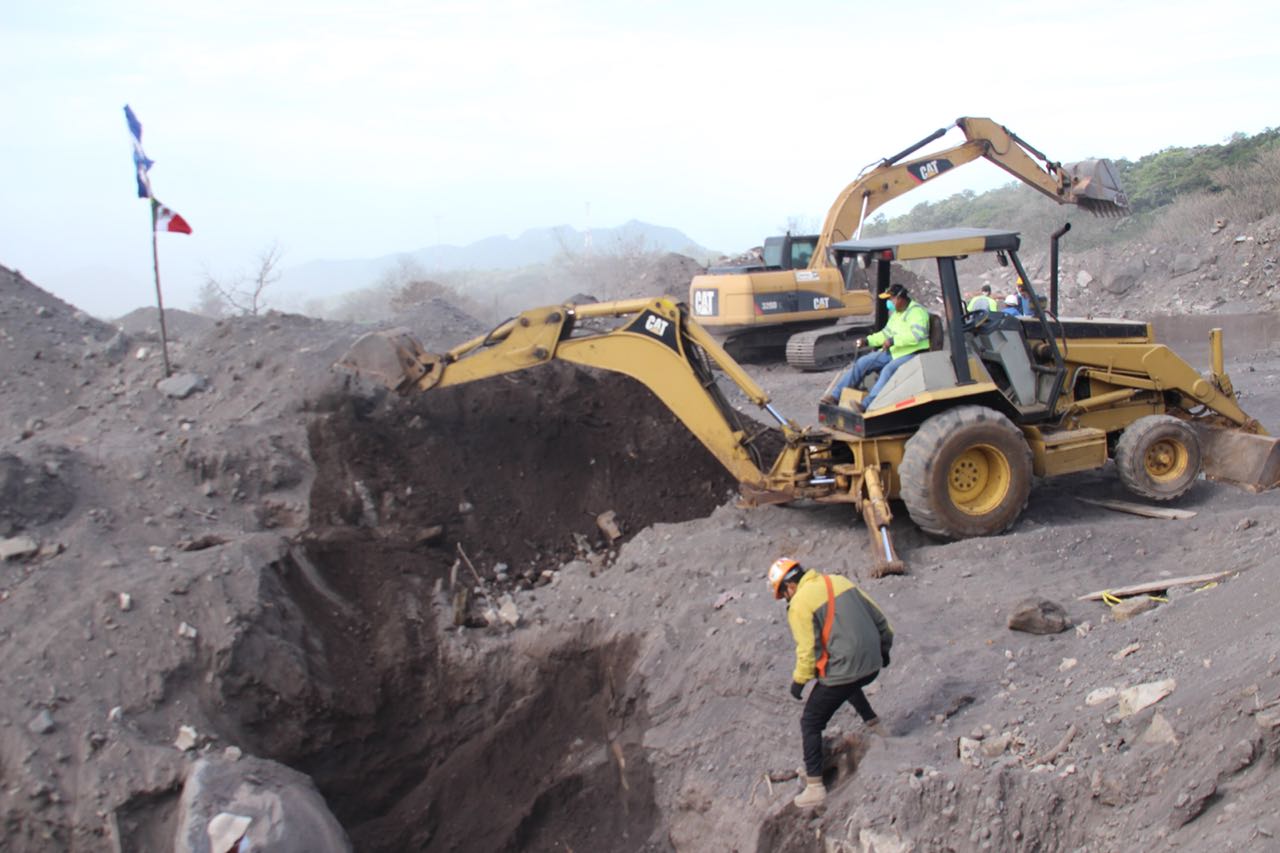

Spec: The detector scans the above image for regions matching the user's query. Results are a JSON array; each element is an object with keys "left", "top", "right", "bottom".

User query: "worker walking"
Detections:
[
  {"left": 966, "top": 284, "right": 998, "bottom": 313},
  {"left": 768, "top": 558, "right": 894, "bottom": 809},
  {"left": 821, "top": 283, "right": 930, "bottom": 412}
]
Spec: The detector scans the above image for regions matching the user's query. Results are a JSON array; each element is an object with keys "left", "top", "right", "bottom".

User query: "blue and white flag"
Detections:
[{"left": 124, "top": 104, "right": 154, "bottom": 199}]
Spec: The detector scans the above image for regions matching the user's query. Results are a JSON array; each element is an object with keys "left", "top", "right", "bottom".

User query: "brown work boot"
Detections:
[
  {"left": 793, "top": 775, "right": 826, "bottom": 809},
  {"left": 819, "top": 394, "right": 836, "bottom": 406},
  {"left": 865, "top": 717, "right": 883, "bottom": 734}
]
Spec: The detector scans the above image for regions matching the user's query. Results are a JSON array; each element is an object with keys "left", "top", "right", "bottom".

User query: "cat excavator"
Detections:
[
  {"left": 690, "top": 117, "right": 1128, "bottom": 369},
  {"left": 337, "top": 227, "right": 1279, "bottom": 575}
]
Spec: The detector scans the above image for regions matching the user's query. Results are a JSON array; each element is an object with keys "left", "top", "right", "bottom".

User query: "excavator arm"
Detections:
[
  {"left": 811, "top": 116, "right": 1128, "bottom": 266},
  {"left": 337, "top": 297, "right": 805, "bottom": 490}
]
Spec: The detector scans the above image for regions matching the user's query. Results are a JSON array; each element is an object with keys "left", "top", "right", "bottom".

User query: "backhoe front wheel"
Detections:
[
  {"left": 1114, "top": 415, "right": 1201, "bottom": 500},
  {"left": 900, "top": 406, "right": 1033, "bottom": 539}
]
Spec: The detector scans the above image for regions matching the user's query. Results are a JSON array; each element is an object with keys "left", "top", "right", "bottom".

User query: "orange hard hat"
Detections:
[{"left": 767, "top": 557, "right": 804, "bottom": 599}]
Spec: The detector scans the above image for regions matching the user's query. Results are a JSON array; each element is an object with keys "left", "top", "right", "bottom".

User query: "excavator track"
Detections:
[{"left": 785, "top": 324, "right": 865, "bottom": 371}]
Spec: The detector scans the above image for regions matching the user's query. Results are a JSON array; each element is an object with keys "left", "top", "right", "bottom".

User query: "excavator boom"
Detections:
[{"left": 812, "top": 116, "right": 1128, "bottom": 265}]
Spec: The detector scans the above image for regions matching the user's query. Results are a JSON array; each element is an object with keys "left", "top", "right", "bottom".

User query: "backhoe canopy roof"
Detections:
[{"left": 832, "top": 227, "right": 1021, "bottom": 262}]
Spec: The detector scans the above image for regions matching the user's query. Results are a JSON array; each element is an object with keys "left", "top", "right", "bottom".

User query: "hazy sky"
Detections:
[{"left": 3, "top": 0, "right": 1278, "bottom": 318}]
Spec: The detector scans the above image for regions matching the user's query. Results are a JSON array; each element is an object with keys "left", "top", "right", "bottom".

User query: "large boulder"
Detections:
[
  {"left": 1105, "top": 259, "right": 1148, "bottom": 295},
  {"left": 172, "top": 756, "right": 350, "bottom": 853},
  {"left": 1007, "top": 597, "right": 1072, "bottom": 634}
]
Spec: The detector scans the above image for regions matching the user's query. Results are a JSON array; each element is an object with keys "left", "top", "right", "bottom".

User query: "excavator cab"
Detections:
[{"left": 762, "top": 233, "right": 819, "bottom": 271}]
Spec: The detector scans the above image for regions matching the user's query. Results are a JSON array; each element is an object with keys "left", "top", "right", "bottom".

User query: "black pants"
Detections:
[{"left": 801, "top": 672, "right": 878, "bottom": 776}]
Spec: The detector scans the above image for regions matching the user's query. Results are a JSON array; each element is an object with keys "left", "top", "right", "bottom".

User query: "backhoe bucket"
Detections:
[
  {"left": 1190, "top": 423, "right": 1280, "bottom": 493},
  {"left": 335, "top": 328, "right": 434, "bottom": 393},
  {"left": 1063, "top": 158, "right": 1129, "bottom": 217}
]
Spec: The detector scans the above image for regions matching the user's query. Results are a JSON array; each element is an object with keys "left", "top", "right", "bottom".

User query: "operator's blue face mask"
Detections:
[{"left": 886, "top": 300, "right": 896, "bottom": 313}]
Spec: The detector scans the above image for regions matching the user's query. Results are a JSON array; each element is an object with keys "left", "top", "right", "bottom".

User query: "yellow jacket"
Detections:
[
  {"left": 787, "top": 570, "right": 893, "bottom": 685},
  {"left": 867, "top": 301, "right": 931, "bottom": 359}
]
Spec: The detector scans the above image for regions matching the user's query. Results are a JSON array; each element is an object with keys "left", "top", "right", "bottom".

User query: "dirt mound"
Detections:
[
  {"left": 0, "top": 264, "right": 126, "bottom": 437},
  {"left": 388, "top": 295, "right": 490, "bottom": 350},
  {"left": 636, "top": 252, "right": 707, "bottom": 300},
  {"left": 113, "top": 306, "right": 216, "bottom": 341},
  {"left": 311, "top": 361, "right": 738, "bottom": 576}
]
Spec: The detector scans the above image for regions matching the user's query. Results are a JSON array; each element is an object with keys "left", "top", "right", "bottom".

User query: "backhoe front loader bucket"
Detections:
[
  {"left": 1190, "top": 423, "right": 1280, "bottom": 493},
  {"left": 1062, "top": 159, "right": 1129, "bottom": 216},
  {"left": 335, "top": 328, "right": 434, "bottom": 393}
]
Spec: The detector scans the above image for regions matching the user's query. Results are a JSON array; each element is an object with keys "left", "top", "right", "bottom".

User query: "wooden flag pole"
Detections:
[{"left": 149, "top": 199, "right": 173, "bottom": 378}]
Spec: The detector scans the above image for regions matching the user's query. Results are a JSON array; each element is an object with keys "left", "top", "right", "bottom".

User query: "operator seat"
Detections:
[{"left": 928, "top": 313, "right": 944, "bottom": 351}]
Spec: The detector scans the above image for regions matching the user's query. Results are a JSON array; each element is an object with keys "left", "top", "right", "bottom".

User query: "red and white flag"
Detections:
[{"left": 153, "top": 200, "right": 192, "bottom": 234}]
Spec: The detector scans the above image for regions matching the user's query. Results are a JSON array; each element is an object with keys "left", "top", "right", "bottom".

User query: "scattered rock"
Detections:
[
  {"left": 1105, "top": 259, "right": 1147, "bottom": 295},
  {"left": 1111, "top": 597, "right": 1159, "bottom": 621},
  {"left": 1139, "top": 712, "right": 1179, "bottom": 747},
  {"left": 157, "top": 372, "right": 209, "bottom": 399},
  {"left": 596, "top": 509, "right": 622, "bottom": 543},
  {"left": 979, "top": 732, "right": 1014, "bottom": 758},
  {"left": 178, "top": 622, "right": 199, "bottom": 640},
  {"left": 27, "top": 709, "right": 55, "bottom": 735},
  {"left": 1169, "top": 778, "right": 1218, "bottom": 828},
  {"left": 1115, "top": 678, "right": 1177, "bottom": 719},
  {"left": 497, "top": 594, "right": 519, "bottom": 628},
  {"left": 1171, "top": 254, "right": 1201, "bottom": 277},
  {"left": 1059, "top": 657, "right": 1078, "bottom": 672},
  {"left": 0, "top": 535, "right": 39, "bottom": 561},
  {"left": 174, "top": 725, "right": 200, "bottom": 751},
  {"left": 1112, "top": 642, "right": 1142, "bottom": 660},
  {"left": 1007, "top": 598, "right": 1071, "bottom": 634},
  {"left": 117, "top": 592, "right": 133, "bottom": 612},
  {"left": 713, "top": 590, "right": 740, "bottom": 610},
  {"left": 206, "top": 813, "right": 252, "bottom": 853},
  {"left": 1086, "top": 687, "right": 1118, "bottom": 706}
]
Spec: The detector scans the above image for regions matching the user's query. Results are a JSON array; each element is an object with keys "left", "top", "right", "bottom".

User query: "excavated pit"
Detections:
[{"left": 208, "top": 363, "right": 749, "bottom": 850}]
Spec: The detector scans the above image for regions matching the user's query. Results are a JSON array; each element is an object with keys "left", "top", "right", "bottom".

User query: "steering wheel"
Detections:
[{"left": 962, "top": 308, "right": 993, "bottom": 333}]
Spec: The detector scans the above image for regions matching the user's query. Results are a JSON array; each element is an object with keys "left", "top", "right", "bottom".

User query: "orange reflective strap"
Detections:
[{"left": 815, "top": 575, "right": 836, "bottom": 678}]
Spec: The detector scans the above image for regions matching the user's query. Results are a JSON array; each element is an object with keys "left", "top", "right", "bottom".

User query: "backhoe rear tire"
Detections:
[
  {"left": 1114, "top": 415, "right": 1201, "bottom": 501},
  {"left": 899, "top": 406, "right": 1033, "bottom": 539}
]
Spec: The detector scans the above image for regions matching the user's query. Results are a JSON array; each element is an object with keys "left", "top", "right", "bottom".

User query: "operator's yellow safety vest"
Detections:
[{"left": 867, "top": 301, "right": 931, "bottom": 359}]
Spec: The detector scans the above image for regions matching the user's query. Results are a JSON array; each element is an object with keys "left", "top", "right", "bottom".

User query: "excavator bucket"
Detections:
[
  {"left": 1062, "top": 158, "right": 1129, "bottom": 217},
  {"left": 1190, "top": 424, "right": 1280, "bottom": 493},
  {"left": 335, "top": 328, "right": 435, "bottom": 393}
]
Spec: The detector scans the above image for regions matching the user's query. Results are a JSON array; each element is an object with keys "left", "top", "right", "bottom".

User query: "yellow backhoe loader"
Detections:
[
  {"left": 338, "top": 227, "right": 1279, "bottom": 575},
  {"left": 690, "top": 117, "right": 1128, "bottom": 369}
]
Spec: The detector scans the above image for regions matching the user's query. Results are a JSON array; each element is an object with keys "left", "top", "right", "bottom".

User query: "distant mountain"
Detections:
[{"left": 274, "top": 220, "right": 717, "bottom": 305}]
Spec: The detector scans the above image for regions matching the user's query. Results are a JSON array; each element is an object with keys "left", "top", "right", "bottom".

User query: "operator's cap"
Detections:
[
  {"left": 879, "top": 283, "right": 909, "bottom": 300},
  {"left": 1005, "top": 293, "right": 1019, "bottom": 306}
]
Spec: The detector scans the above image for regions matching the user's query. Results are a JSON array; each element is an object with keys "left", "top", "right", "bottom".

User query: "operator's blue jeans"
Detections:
[{"left": 832, "top": 350, "right": 916, "bottom": 409}]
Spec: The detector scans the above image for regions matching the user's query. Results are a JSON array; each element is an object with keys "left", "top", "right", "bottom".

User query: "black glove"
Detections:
[
  {"left": 881, "top": 649, "right": 891, "bottom": 669},
  {"left": 790, "top": 681, "right": 805, "bottom": 700}
]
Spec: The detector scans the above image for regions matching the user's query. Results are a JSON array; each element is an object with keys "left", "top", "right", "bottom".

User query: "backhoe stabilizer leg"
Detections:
[{"left": 860, "top": 468, "right": 905, "bottom": 577}]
